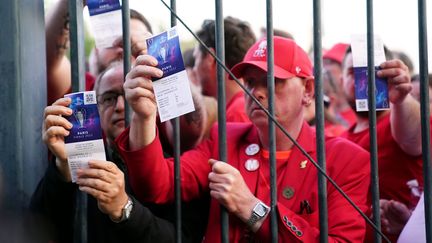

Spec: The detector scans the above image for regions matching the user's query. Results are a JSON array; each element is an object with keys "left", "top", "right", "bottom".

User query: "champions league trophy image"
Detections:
[
  {"left": 159, "top": 43, "right": 168, "bottom": 64},
  {"left": 158, "top": 35, "right": 169, "bottom": 64},
  {"left": 74, "top": 108, "right": 86, "bottom": 128}
]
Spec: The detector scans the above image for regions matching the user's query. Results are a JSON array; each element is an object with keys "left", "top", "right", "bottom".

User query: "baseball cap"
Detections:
[
  {"left": 230, "top": 36, "right": 313, "bottom": 80},
  {"left": 323, "top": 43, "right": 349, "bottom": 64}
]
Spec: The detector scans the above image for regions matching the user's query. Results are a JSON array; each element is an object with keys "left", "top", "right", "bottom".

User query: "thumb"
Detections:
[{"left": 208, "top": 159, "right": 219, "bottom": 167}]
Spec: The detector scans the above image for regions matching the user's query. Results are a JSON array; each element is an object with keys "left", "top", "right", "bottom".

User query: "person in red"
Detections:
[
  {"left": 340, "top": 47, "right": 424, "bottom": 242},
  {"left": 193, "top": 17, "right": 256, "bottom": 123},
  {"left": 323, "top": 43, "right": 357, "bottom": 127},
  {"left": 116, "top": 37, "right": 371, "bottom": 242}
]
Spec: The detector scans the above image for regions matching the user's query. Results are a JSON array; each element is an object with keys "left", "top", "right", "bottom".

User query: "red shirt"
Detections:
[
  {"left": 226, "top": 91, "right": 250, "bottom": 123},
  {"left": 341, "top": 113, "right": 423, "bottom": 242},
  {"left": 342, "top": 113, "right": 423, "bottom": 206},
  {"left": 339, "top": 108, "right": 357, "bottom": 127},
  {"left": 116, "top": 122, "right": 370, "bottom": 242}
]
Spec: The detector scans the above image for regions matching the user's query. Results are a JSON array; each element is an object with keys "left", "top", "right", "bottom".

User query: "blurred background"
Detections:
[{"left": 44, "top": 0, "right": 432, "bottom": 72}]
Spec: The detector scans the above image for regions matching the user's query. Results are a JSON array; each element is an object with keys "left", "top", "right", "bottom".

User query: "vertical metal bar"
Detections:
[
  {"left": 170, "top": 1, "right": 182, "bottom": 242},
  {"left": 265, "top": 1, "right": 277, "bottom": 242},
  {"left": 214, "top": 0, "right": 228, "bottom": 242},
  {"left": 69, "top": 0, "right": 85, "bottom": 92},
  {"left": 312, "top": 0, "right": 328, "bottom": 242},
  {"left": 0, "top": 0, "right": 46, "bottom": 214},
  {"left": 418, "top": 0, "right": 432, "bottom": 242},
  {"left": 69, "top": 1, "right": 87, "bottom": 243},
  {"left": 121, "top": 0, "right": 131, "bottom": 126},
  {"left": 366, "top": 1, "right": 381, "bottom": 242}
]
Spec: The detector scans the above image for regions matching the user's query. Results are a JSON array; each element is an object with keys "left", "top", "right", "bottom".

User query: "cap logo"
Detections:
[
  {"left": 253, "top": 40, "right": 267, "bottom": 57},
  {"left": 295, "top": 66, "right": 301, "bottom": 74}
]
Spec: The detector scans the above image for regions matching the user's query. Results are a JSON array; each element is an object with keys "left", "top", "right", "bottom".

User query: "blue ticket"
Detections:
[
  {"left": 64, "top": 91, "right": 106, "bottom": 182},
  {"left": 146, "top": 27, "right": 195, "bottom": 122}
]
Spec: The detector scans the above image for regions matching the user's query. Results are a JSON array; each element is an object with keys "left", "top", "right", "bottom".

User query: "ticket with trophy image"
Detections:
[
  {"left": 146, "top": 26, "right": 195, "bottom": 122},
  {"left": 64, "top": 91, "right": 106, "bottom": 182}
]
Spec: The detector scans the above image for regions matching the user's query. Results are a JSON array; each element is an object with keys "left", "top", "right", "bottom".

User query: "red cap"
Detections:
[
  {"left": 323, "top": 43, "right": 349, "bottom": 64},
  {"left": 231, "top": 36, "right": 313, "bottom": 79}
]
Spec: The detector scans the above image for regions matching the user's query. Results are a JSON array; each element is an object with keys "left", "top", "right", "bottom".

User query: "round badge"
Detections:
[
  {"left": 282, "top": 186, "right": 295, "bottom": 199},
  {"left": 245, "top": 143, "right": 260, "bottom": 156},
  {"left": 245, "top": 159, "right": 260, "bottom": 171}
]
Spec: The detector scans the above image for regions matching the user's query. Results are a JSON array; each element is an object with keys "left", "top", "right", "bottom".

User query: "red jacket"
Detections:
[
  {"left": 116, "top": 122, "right": 370, "bottom": 242},
  {"left": 226, "top": 91, "right": 250, "bottom": 123}
]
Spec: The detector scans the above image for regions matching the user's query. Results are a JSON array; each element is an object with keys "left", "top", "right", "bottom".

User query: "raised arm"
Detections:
[
  {"left": 45, "top": 0, "right": 74, "bottom": 104},
  {"left": 378, "top": 59, "right": 422, "bottom": 156},
  {"left": 123, "top": 55, "right": 162, "bottom": 150}
]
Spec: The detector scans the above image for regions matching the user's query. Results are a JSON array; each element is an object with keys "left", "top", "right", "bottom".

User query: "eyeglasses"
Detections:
[{"left": 97, "top": 91, "right": 124, "bottom": 107}]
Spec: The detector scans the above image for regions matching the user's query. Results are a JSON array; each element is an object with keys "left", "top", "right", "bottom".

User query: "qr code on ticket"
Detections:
[{"left": 84, "top": 91, "right": 97, "bottom": 105}]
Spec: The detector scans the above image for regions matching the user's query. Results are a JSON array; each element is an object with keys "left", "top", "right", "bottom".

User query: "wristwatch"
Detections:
[
  {"left": 246, "top": 201, "right": 270, "bottom": 228},
  {"left": 111, "top": 197, "right": 133, "bottom": 223}
]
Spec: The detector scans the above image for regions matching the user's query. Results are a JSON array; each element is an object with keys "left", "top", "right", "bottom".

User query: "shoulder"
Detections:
[{"left": 325, "top": 136, "right": 370, "bottom": 165}]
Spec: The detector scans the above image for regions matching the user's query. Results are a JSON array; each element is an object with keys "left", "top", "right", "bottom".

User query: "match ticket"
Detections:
[
  {"left": 146, "top": 26, "right": 195, "bottom": 122},
  {"left": 64, "top": 91, "right": 106, "bottom": 182}
]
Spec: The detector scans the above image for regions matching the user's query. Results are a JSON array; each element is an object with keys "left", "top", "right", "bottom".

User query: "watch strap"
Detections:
[
  {"left": 246, "top": 201, "right": 270, "bottom": 228},
  {"left": 111, "top": 197, "right": 133, "bottom": 223}
]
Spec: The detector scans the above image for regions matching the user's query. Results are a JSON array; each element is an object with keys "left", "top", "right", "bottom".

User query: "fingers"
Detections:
[
  {"left": 379, "top": 59, "right": 408, "bottom": 71},
  {"left": 88, "top": 160, "right": 120, "bottom": 173},
  {"left": 209, "top": 159, "right": 238, "bottom": 174},
  {"left": 78, "top": 179, "right": 111, "bottom": 195},
  {"left": 43, "top": 126, "right": 70, "bottom": 142},
  {"left": 125, "top": 56, "right": 162, "bottom": 92},
  {"left": 43, "top": 98, "right": 73, "bottom": 131},
  {"left": 79, "top": 184, "right": 113, "bottom": 202},
  {"left": 378, "top": 59, "right": 410, "bottom": 82},
  {"left": 44, "top": 114, "right": 73, "bottom": 130},
  {"left": 44, "top": 100, "right": 72, "bottom": 118},
  {"left": 388, "top": 200, "right": 409, "bottom": 214},
  {"left": 76, "top": 162, "right": 126, "bottom": 206},
  {"left": 134, "top": 54, "right": 158, "bottom": 67},
  {"left": 124, "top": 84, "right": 157, "bottom": 106},
  {"left": 51, "top": 97, "right": 72, "bottom": 107},
  {"left": 77, "top": 161, "right": 121, "bottom": 183},
  {"left": 124, "top": 75, "right": 155, "bottom": 93}
]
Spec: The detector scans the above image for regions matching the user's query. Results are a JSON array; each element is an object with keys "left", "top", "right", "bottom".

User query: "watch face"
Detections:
[
  {"left": 255, "top": 203, "right": 267, "bottom": 217},
  {"left": 124, "top": 199, "right": 133, "bottom": 219}
]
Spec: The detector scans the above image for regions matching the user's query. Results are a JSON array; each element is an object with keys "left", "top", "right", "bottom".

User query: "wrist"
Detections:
[
  {"left": 130, "top": 114, "right": 157, "bottom": 150},
  {"left": 110, "top": 196, "right": 133, "bottom": 223},
  {"left": 55, "top": 157, "right": 71, "bottom": 182},
  {"left": 246, "top": 200, "right": 270, "bottom": 232}
]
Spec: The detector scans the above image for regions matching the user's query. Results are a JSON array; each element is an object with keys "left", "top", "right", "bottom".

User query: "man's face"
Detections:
[
  {"left": 96, "top": 65, "right": 125, "bottom": 143},
  {"left": 323, "top": 59, "right": 343, "bottom": 88},
  {"left": 243, "top": 66, "right": 307, "bottom": 130},
  {"left": 342, "top": 52, "right": 356, "bottom": 109},
  {"left": 96, "top": 19, "right": 150, "bottom": 74},
  {"left": 193, "top": 45, "right": 216, "bottom": 97}
]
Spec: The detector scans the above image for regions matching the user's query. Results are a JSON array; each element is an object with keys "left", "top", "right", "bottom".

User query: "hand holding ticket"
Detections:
[
  {"left": 64, "top": 91, "right": 106, "bottom": 182},
  {"left": 351, "top": 35, "right": 390, "bottom": 112},
  {"left": 145, "top": 26, "right": 196, "bottom": 122}
]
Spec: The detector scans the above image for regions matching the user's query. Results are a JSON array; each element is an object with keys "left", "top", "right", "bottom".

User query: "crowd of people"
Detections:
[{"left": 27, "top": 0, "right": 430, "bottom": 242}]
